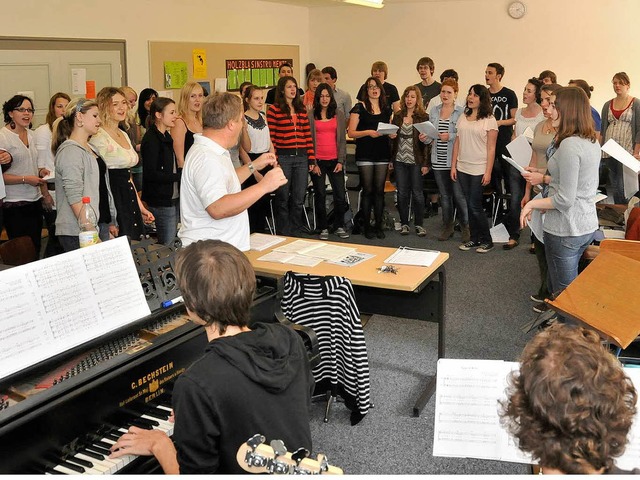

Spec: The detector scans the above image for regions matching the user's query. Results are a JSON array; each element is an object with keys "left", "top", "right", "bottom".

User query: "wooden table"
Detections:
[{"left": 245, "top": 237, "right": 449, "bottom": 416}]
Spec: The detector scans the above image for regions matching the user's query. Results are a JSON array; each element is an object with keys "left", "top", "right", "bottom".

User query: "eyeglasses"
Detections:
[
  {"left": 14, "top": 107, "right": 35, "bottom": 114},
  {"left": 367, "top": 85, "right": 380, "bottom": 91}
]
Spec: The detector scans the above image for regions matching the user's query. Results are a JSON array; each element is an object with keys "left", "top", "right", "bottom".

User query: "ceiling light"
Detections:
[{"left": 343, "top": 0, "right": 384, "bottom": 8}]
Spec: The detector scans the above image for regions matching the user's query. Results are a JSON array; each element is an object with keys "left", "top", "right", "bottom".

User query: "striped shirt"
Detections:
[
  {"left": 266, "top": 104, "right": 315, "bottom": 161},
  {"left": 433, "top": 118, "right": 450, "bottom": 170}
]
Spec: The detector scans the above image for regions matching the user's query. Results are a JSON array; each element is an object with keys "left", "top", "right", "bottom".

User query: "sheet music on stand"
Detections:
[
  {"left": 0, "top": 237, "right": 151, "bottom": 382},
  {"left": 384, "top": 246, "right": 440, "bottom": 267},
  {"left": 433, "top": 358, "right": 640, "bottom": 470}
]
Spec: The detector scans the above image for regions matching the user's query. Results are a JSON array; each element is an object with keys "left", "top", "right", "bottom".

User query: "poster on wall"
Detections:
[
  {"left": 225, "top": 58, "right": 293, "bottom": 91},
  {"left": 163, "top": 61, "right": 188, "bottom": 89},
  {"left": 192, "top": 49, "right": 207, "bottom": 79},
  {"left": 198, "top": 81, "right": 211, "bottom": 96}
]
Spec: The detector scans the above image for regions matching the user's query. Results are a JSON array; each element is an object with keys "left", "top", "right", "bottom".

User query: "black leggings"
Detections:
[{"left": 358, "top": 163, "right": 388, "bottom": 229}]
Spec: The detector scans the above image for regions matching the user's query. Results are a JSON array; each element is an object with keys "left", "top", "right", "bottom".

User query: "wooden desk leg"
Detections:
[{"left": 413, "top": 268, "right": 446, "bottom": 417}]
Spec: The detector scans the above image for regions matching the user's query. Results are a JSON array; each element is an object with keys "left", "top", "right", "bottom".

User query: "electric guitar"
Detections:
[{"left": 236, "top": 434, "right": 343, "bottom": 475}]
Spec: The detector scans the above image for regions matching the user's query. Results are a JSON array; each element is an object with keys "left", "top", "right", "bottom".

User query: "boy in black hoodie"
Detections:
[{"left": 110, "top": 240, "right": 314, "bottom": 473}]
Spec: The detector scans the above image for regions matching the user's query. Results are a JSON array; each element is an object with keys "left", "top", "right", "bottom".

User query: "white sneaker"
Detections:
[
  {"left": 400, "top": 225, "right": 410, "bottom": 235},
  {"left": 319, "top": 229, "right": 329, "bottom": 240},
  {"left": 334, "top": 227, "right": 350, "bottom": 239}
]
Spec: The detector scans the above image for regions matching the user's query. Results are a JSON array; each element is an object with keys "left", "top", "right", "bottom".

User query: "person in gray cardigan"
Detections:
[
  {"left": 308, "top": 84, "right": 349, "bottom": 239},
  {"left": 600, "top": 72, "right": 640, "bottom": 204},
  {"left": 521, "top": 87, "right": 600, "bottom": 302},
  {"left": 53, "top": 98, "right": 117, "bottom": 252}
]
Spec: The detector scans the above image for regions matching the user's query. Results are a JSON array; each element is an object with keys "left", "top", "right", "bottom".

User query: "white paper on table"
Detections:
[
  {"left": 376, "top": 122, "right": 399, "bottom": 135},
  {"left": 257, "top": 251, "right": 322, "bottom": 267},
  {"left": 505, "top": 135, "right": 533, "bottom": 170},
  {"left": 413, "top": 120, "right": 438, "bottom": 138},
  {"left": 274, "top": 240, "right": 325, "bottom": 254},
  {"left": 384, "top": 247, "right": 440, "bottom": 267},
  {"left": 328, "top": 252, "right": 375, "bottom": 267},
  {"left": 490, "top": 223, "right": 510, "bottom": 243},
  {"left": 301, "top": 244, "right": 356, "bottom": 262},
  {"left": 249, "top": 233, "right": 287, "bottom": 251}
]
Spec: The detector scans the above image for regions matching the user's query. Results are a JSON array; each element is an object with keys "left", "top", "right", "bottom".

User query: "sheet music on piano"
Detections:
[{"left": 0, "top": 237, "right": 151, "bottom": 382}]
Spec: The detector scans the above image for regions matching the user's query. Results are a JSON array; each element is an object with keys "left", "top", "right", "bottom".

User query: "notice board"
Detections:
[{"left": 148, "top": 41, "right": 300, "bottom": 94}]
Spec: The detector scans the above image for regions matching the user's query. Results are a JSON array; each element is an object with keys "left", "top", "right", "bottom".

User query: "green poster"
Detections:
[
  {"left": 163, "top": 61, "right": 188, "bottom": 89},
  {"left": 227, "top": 70, "right": 238, "bottom": 90}
]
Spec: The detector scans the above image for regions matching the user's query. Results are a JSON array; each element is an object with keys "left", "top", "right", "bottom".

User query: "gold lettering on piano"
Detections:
[
  {"left": 119, "top": 363, "right": 186, "bottom": 408},
  {"left": 132, "top": 362, "right": 174, "bottom": 389}
]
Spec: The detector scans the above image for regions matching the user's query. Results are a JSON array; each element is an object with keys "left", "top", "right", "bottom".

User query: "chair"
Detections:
[
  {"left": 0, "top": 236, "right": 38, "bottom": 266},
  {"left": 280, "top": 272, "right": 372, "bottom": 425}
]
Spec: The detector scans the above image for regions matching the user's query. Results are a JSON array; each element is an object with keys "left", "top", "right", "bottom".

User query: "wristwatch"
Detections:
[{"left": 247, "top": 162, "right": 255, "bottom": 174}]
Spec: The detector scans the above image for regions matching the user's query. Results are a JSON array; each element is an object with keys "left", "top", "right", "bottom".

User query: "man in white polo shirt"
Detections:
[{"left": 179, "top": 92, "right": 287, "bottom": 250}]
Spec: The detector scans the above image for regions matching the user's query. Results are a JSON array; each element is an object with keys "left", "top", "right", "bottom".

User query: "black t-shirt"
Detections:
[
  {"left": 415, "top": 81, "right": 441, "bottom": 109},
  {"left": 490, "top": 87, "right": 518, "bottom": 147},
  {"left": 350, "top": 102, "right": 392, "bottom": 162},
  {"left": 356, "top": 82, "right": 400, "bottom": 108}
]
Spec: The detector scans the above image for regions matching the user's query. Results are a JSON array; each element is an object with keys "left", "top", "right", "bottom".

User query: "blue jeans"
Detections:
[
  {"left": 504, "top": 162, "right": 526, "bottom": 240},
  {"left": 275, "top": 154, "right": 309, "bottom": 236},
  {"left": 310, "top": 160, "right": 348, "bottom": 231},
  {"left": 544, "top": 230, "right": 595, "bottom": 297},
  {"left": 433, "top": 169, "right": 468, "bottom": 226},
  {"left": 457, "top": 171, "right": 491, "bottom": 244},
  {"left": 394, "top": 161, "right": 425, "bottom": 226},
  {"left": 148, "top": 201, "right": 179, "bottom": 246}
]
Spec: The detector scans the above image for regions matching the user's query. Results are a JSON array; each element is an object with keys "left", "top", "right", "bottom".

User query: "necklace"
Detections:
[{"left": 543, "top": 120, "right": 555, "bottom": 135}]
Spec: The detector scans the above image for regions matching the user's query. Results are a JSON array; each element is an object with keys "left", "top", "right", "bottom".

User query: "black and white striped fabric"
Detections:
[{"left": 281, "top": 272, "right": 371, "bottom": 425}]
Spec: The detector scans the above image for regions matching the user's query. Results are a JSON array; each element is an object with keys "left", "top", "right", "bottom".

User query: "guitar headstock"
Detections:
[{"left": 236, "top": 434, "right": 343, "bottom": 475}]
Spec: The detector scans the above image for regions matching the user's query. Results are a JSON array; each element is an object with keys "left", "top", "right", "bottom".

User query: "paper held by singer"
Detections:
[
  {"left": 412, "top": 120, "right": 438, "bottom": 138},
  {"left": 505, "top": 135, "right": 533, "bottom": 173},
  {"left": 602, "top": 139, "right": 640, "bottom": 199},
  {"left": 376, "top": 122, "right": 399, "bottom": 135}
]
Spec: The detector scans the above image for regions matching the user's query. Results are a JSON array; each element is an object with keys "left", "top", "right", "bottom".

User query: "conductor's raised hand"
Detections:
[
  {"left": 261, "top": 166, "right": 288, "bottom": 193},
  {"left": 252, "top": 152, "right": 277, "bottom": 170}
]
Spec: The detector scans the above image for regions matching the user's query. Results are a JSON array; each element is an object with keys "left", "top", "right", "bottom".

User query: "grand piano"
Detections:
[{"left": 0, "top": 237, "right": 283, "bottom": 474}]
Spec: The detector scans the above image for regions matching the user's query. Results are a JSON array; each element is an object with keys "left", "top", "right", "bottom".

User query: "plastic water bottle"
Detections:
[{"left": 78, "top": 196, "right": 99, "bottom": 248}]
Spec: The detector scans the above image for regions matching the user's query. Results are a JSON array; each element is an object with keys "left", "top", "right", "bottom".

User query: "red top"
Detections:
[
  {"left": 610, "top": 97, "right": 635, "bottom": 120},
  {"left": 314, "top": 117, "right": 338, "bottom": 160},
  {"left": 266, "top": 104, "right": 315, "bottom": 162}
]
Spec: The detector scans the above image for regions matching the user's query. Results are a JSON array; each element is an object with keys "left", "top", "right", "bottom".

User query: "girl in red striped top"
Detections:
[{"left": 267, "top": 76, "right": 315, "bottom": 236}]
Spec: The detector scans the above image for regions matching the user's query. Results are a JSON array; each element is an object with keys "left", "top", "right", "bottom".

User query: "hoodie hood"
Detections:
[{"left": 206, "top": 323, "right": 304, "bottom": 393}]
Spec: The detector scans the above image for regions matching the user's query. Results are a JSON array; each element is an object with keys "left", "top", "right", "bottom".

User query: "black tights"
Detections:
[{"left": 359, "top": 163, "right": 388, "bottom": 230}]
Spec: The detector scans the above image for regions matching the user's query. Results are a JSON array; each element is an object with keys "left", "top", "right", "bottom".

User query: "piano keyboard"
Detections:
[{"left": 39, "top": 400, "right": 174, "bottom": 475}]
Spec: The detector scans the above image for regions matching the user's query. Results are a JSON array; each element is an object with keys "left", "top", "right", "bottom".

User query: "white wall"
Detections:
[
  {"left": 3, "top": 0, "right": 311, "bottom": 95},
  {"left": 309, "top": 0, "right": 640, "bottom": 113}
]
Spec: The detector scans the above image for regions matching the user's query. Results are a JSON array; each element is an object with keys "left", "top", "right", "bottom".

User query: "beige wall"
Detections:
[
  {"left": 3, "top": 0, "right": 310, "bottom": 95},
  {"left": 5, "top": 0, "right": 640, "bottom": 114},
  {"left": 309, "top": 0, "right": 640, "bottom": 114}
]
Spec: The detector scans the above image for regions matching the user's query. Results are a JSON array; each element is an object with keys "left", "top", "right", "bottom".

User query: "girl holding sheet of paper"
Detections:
[
  {"left": 389, "top": 85, "right": 428, "bottom": 237},
  {"left": 520, "top": 87, "right": 600, "bottom": 301},
  {"left": 451, "top": 85, "right": 498, "bottom": 253},
  {"left": 425, "top": 79, "right": 468, "bottom": 242},
  {"left": 600, "top": 72, "right": 640, "bottom": 204},
  {"left": 348, "top": 76, "right": 393, "bottom": 239}
]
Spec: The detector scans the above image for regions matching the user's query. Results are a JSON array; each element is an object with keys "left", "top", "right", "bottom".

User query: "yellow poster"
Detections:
[{"left": 192, "top": 49, "right": 207, "bottom": 79}]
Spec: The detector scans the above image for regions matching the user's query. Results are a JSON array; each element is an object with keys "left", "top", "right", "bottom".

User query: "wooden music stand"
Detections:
[{"left": 547, "top": 248, "right": 640, "bottom": 348}]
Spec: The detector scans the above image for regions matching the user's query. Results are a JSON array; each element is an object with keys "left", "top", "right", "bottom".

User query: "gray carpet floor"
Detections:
[{"left": 300, "top": 204, "right": 539, "bottom": 475}]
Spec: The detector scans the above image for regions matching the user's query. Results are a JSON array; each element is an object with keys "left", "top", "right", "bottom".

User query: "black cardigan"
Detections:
[{"left": 141, "top": 124, "right": 181, "bottom": 207}]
